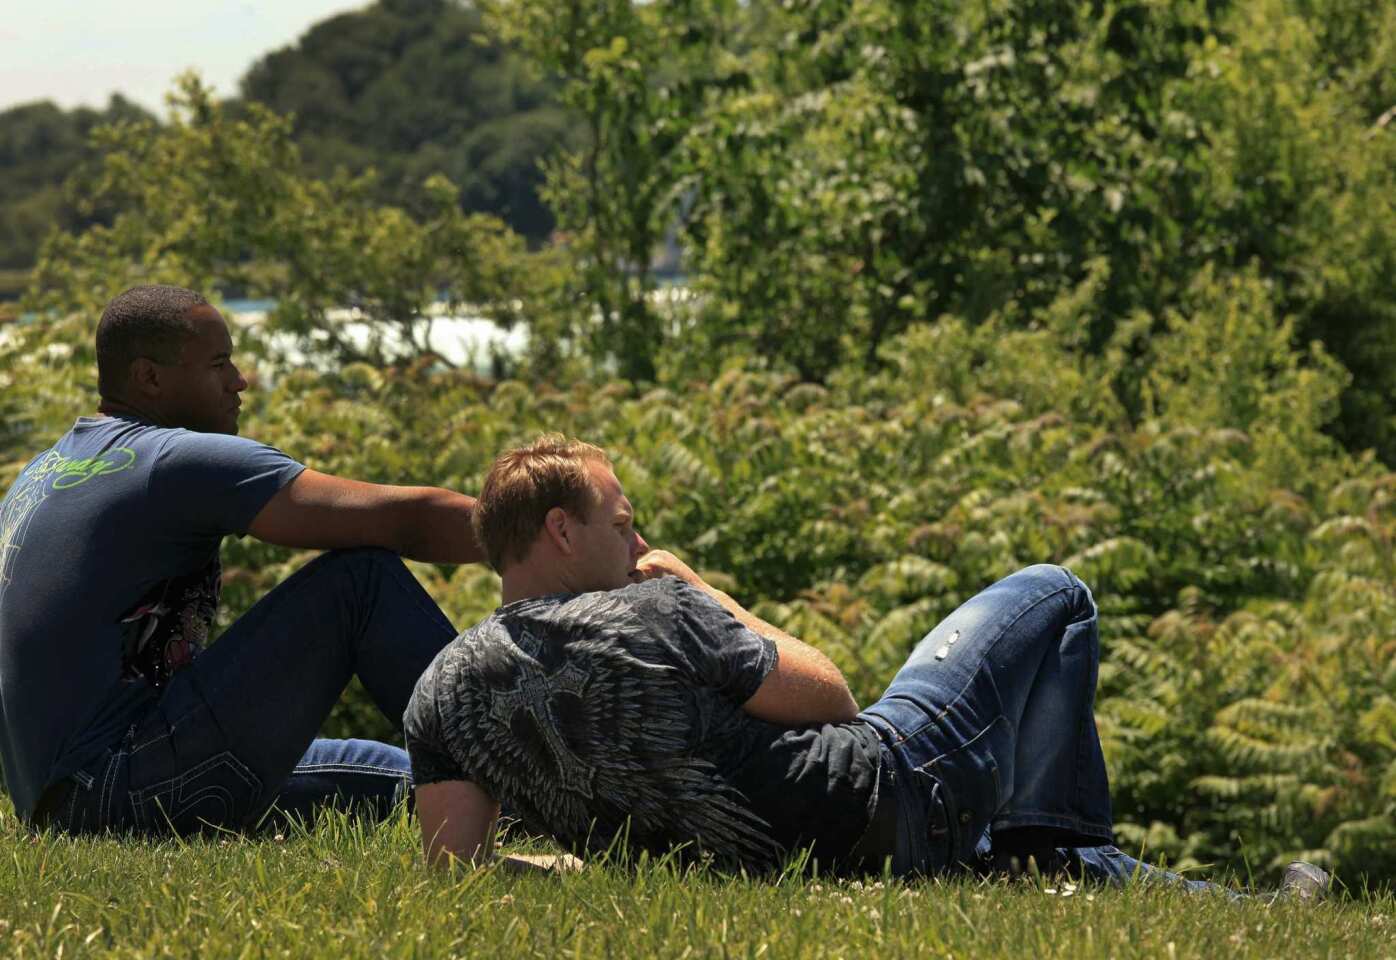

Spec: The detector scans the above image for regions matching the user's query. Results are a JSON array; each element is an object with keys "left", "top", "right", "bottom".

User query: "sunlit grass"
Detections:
[{"left": 1, "top": 799, "right": 1390, "bottom": 960}]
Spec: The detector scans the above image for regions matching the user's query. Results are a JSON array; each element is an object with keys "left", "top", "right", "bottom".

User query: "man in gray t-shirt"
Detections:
[
  {"left": 1, "top": 284, "right": 487, "bottom": 836},
  {"left": 406, "top": 434, "right": 877, "bottom": 873},
  {"left": 405, "top": 435, "right": 1332, "bottom": 897}
]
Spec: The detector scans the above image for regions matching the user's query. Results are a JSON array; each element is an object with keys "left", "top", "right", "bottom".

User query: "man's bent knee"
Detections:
[
  {"left": 1010, "top": 563, "right": 1077, "bottom": 589},
  {"left": 303, "top": 546, "right": 405, "bottom": 574},
  {"left": 989, "top": 564, "right": 1095, "bottom": 623}
]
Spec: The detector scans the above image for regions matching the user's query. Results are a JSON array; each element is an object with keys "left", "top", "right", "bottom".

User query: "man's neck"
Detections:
[
  {"left": 500, "top": 567, "right": 568, "bottom": 606},
  {"left": 97, "top": 396, "right": 164, "bottom": 426}
]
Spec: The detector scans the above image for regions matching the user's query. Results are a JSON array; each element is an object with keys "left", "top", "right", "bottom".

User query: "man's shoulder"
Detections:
[
  {"left": 456, "top": 592, "right": 665, "bottom": 666},
  {"left": 153, "top": 425, "right": 286, "bottom": 460},
  {"left": 486, "top": 581, "right": 722, "bottom": 648},
  {"left": 624, "top": 577, "right": 739, "bottom": 635},
  {"left": 571, "top": 578, "right": 695, "bottom": 621},
  {"left": 144, "top": 427, "right": 302, "bottom": 497},
  {"left": 51, "top": 417, "right": 280, "bottom": 467},
  {"left": 405, "top": 615, "right": 520, "bottom": 728},
  {"left": 420, "top": 615, "right": 518, "bottom": 683}
]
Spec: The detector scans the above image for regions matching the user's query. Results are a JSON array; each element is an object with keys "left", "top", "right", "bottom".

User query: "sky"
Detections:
[{"left": 0, "top": 0, "right": 365, "bottom": 115}]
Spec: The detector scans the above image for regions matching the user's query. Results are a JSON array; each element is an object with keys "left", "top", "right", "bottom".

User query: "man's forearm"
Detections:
[{"left": 396, "top": 487, "right": 485, "bottom": 565}]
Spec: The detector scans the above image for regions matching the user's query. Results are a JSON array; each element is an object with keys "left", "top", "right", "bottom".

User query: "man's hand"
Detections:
[{"left": 632, "top": 549, "right": 703, "bottom": 586}]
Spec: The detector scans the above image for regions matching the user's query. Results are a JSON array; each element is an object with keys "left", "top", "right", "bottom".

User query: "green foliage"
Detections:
[
  {"left": 485, "top": 0, "right": 753, "bottom": 381},
  {"left": 0, "top": 2, "right": 575, "bottom": 280},
  {"left": 0, "top": 96, "right": 153, "bottom": 271},
  {"left": 504, "top": 0, "right": 1396, "bottom": 461},
  {"left": 240, "top": 0, "right": 576, "bottom": 244}
]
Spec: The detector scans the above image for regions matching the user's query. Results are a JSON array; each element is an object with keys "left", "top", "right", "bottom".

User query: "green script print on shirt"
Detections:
[{"left": 0, "top": 447, "right": 138, "bottom": 607}]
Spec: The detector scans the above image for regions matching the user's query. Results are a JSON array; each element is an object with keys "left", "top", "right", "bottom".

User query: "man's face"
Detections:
[
  {"left": 157, "top": 305, "right": 248, "bottom": 434},
  {"left": 566, "top": 462, "right": 649, "bottom": 592}
]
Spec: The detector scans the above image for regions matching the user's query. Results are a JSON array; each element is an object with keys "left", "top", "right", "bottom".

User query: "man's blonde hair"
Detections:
[{"left": 473, "top": 434, "right": 612, "bottom": 573}]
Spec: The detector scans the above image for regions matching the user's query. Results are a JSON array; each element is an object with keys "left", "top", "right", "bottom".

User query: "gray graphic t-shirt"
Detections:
[
  {"left": 404, "top": 578, "right": 882, "bottom": 872},
  {"left": 0, "top": 415, "right": 304, "bottom": 818}
]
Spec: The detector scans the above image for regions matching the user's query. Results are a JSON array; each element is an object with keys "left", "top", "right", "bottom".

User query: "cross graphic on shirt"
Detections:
[{"left": 489, "top": 656, "right": 595, "bottom": 797}]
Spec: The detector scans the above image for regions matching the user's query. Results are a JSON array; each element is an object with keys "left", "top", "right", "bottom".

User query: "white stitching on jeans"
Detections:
[
  {"left": 131, "top": 704, "right": 206, "bottom": 755},
  {"left": 100, "top": 752, "right": 123, "bottom": 825},
  {"left": 133, "top": 751, "right": 262, "bottom": 803},
  {"left": 290, "top": 763, "right": 408, "bottom": 777},
  {"left": 130, "top": 730, "right": 172, "bottom": 755}
]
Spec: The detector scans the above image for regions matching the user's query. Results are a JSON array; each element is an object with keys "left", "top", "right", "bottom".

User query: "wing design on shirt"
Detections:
[{"left": 438, "top": 591, "right": 782, "bottom": 870}]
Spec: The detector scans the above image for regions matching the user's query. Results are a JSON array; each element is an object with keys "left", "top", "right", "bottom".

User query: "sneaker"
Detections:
[{"left": 1275, "top": 860, "right": 1331, "bottom": 902}]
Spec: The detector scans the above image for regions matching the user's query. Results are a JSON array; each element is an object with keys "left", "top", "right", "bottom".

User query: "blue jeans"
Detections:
[
  {"left": 859, "top": 565, "right": 1225, "bottom": 892},
  {"left": 36, "top": 548, "right": 456, "bottom": 835}
]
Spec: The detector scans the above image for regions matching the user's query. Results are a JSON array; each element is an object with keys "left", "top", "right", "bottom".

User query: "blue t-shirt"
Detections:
[{"left": 0, "top": 415, "right": 304, "bottom": 818}]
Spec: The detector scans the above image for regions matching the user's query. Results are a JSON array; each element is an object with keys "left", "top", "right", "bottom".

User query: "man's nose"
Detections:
[
  {"left": 231, "top": 366, "right": 249, "bottom": 392},
  {"left": 634, "top": 530, "right": 650, "bottom": 557}
]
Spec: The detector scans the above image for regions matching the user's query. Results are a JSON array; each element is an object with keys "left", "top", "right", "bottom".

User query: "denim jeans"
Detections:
[
  {"left": 858, "top": 564, "right": 1228, "bottom": 893},
  {"left": 859, "top": 564, "right": 1114, "bottom": 875},
  {"left": 35, "top": 548, "right": 456, "bottom": 836}
]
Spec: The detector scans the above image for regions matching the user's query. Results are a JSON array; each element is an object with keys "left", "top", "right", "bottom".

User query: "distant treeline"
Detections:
[
  {"left": 0, "top": 0, "right": 575, "bottom": 285},
  {"left": 0, "top": 96, "right": 151, "bottom": 288}
]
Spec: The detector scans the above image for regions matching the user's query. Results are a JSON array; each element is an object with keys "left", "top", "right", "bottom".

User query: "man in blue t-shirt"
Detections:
[{"left": 0, "top": 284, "right": 486, "bottom": 836}]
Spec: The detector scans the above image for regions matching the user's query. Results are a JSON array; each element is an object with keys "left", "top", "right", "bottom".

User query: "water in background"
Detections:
[{"left": 223, "top": 298, "right": 527, "bottom": 373}]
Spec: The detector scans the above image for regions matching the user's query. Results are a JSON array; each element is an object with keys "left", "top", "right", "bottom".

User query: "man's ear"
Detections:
[
  {"left": 128, "top": 357, "right": 162, "bottom": 398},
  {"left": 543, "top": 506, "right": 575, "bottom": 555}
]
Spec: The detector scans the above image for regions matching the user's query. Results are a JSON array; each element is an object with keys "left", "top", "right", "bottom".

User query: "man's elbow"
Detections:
[
  {"left": 827, "top": 684, "right": 860, "bottom": 723},
  {"left": 837, "top": 697, "right": 860, "bottom": 723},
  {"left": 423, "top": 836, "right": 490, "bottom": 871},
  {"left": 795, "top": 694, "right": 858, "bottom": 726}
]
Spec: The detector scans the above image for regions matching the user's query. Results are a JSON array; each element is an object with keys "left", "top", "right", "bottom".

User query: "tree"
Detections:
[
  {"left": 496, "top": 0, "right": 1396, "bottom": 460},
  {"left": 25, "top": 75, "right": 535, "bottom": 370},
  {"left": 240, "top": 0, "right": 578, "bottom": 244},
  {"left": 0, "top": 95, "right": 153, "bottom": 273},
  {"left": 485, "top": 0, "right": 752, "bottom": 382}
]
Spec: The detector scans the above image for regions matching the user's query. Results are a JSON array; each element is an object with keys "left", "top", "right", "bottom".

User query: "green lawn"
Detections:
[{"left": 1, "top": 803, "right": 1391, "bottom": 960}]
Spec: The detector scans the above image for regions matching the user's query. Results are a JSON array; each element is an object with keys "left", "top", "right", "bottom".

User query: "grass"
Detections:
[{"left": 1, "top": 801, "right": 1392, "bottom": 960}]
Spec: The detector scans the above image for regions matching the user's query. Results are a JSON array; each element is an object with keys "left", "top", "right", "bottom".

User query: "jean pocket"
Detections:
[
  {"left": 918, "top": 716, "right": 1007, "bottom": 858},
  {"left": 129, "top": 751, "right": 263, "bottom": 835}
]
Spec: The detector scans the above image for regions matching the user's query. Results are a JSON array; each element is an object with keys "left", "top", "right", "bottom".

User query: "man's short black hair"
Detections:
[{"left": 96, "top": 284, "right": 209, "bottom": 397}]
